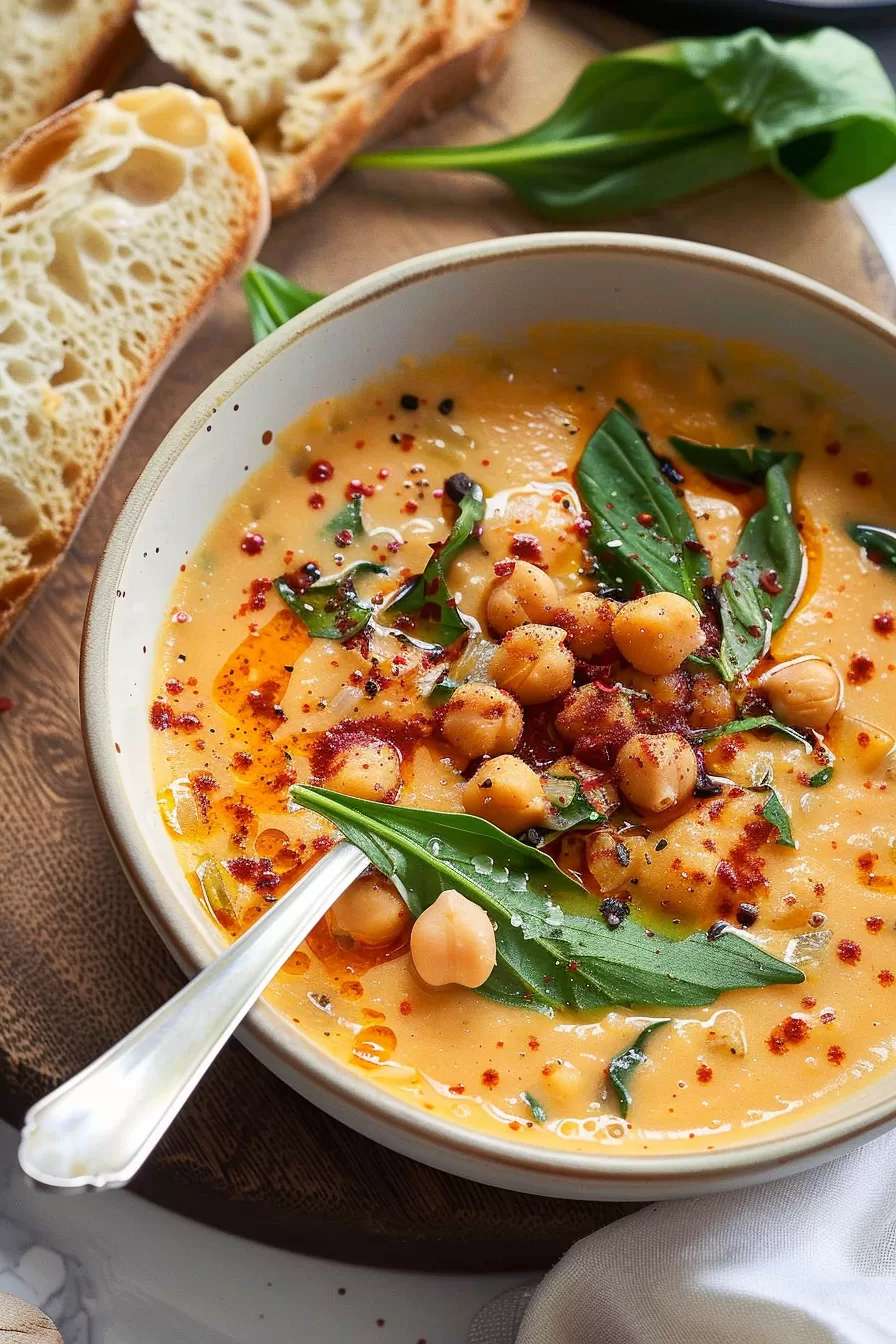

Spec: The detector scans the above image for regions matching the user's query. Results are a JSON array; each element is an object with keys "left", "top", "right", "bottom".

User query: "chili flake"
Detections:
[{"left": 836, "top": 939, "right": 862, "bottom": 965}]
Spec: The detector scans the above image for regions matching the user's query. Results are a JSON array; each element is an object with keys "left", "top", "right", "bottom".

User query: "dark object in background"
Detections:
[{"left": 605, "top": 1, "right": 896, "bottom": 31}]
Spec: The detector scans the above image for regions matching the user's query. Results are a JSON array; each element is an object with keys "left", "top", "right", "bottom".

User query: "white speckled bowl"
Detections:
[{"left": 82, "top": 233, "right": 896, "bottom": 1199}]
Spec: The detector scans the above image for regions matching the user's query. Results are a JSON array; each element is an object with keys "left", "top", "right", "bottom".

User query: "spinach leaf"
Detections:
[
  {"left": 608, "top": 1020, "right": 671, "bottom": 1119},
  {"left": 809, "top": 765, "right": 834, "bottom": 787},
  {"left": 380, "top": 483, "right": 485, "bottom": 649},
  {"left": 761, "top": 787, "right": 796, "bottom": 847},
  {"left": 523, "top": 1092, "right": 548, "bottom": 1124},
  {"left": 716, "top": 454, "right": 805, "bottom": 678},
  {"left": 576, "top": 408, "right": 710, "bottom": 602},
  {"left": 242, "top": 264, "right": 324, "bottom": 343},
  {"left": 695, "top": 712, "right": 812, "bottom": 751},
  {"left": 351, "top": 28, "right": 896, "bottom": 220},
  {"left": 292, "top": 786, "right": 804, "bottom": 1014},
  {"left": 273, "top": 561, "right": 387, "bottom": 640},
  {"left": 668, "top": 435, "right": 798, "bottom": 485},
  {"left": 847, "top": 522, "right": 896, "bottom": 570}
]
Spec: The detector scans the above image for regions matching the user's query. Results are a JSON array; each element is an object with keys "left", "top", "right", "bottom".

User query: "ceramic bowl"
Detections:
[{"left": 82, "top": 233, "right": 896, "bottom": 1199}]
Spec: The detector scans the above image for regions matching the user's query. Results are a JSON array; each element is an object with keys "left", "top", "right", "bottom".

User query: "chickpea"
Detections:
[
  {"left": 541, "top": 1059, "right": 582, "bottom": 1101},
  {"left": 330, "top": 873, "right": 410, "bottom": 946},
  {"left": 760, "top": 656, "right": 842, "bottom": 731},
  {"left": 441, "top": 682, "right": 522, "bottom": 759},
  {"left": 325, "top": 738, "right": 401, "bottom": 802},
  {"left": 489, "top": 624, "right": 574, "bottom": 705},
  {"left": 487, "top": 560, "right": 558, "bottom": 636},
  {"left": 585, "top": 827, "right": 631, "bottom": 895},
  {"left": 553, "top": 592, "right": 619, "bottom": 660},
  {"left": 612, "top": 592, "right": 705, "bottom": 675},
  {"left": 555, "top": 682, "right": 636, "bottom": 743},
  {"left": 410, "top": 888, "right": 496, "bottom": 988},
  {"left": 689, "top": 671, "right": 734, "bottom": 729},
  {"left": 619, "top": 667, "right": 688, "bottom": 710},
  {"left": 462, "top": 754, "right": 547, "bottom": 833},
  {"left": 614, "top": 732, "right": 698, "bottom": 813}
]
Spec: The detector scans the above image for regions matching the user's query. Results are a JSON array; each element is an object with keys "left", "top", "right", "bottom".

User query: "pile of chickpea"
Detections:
[{"left": 327, "top": 558, "right": 844, "bottom": 997}]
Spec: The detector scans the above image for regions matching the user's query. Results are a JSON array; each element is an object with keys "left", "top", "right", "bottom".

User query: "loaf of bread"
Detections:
[
  {"left": 0, "top": 0, "right": 137, "bottom": 153},
  {"left": 0, "top": 85, "right": 268, "bottom": 643},
  {"left": 136, "top": 0, "right": 526, "bottom": 214}
]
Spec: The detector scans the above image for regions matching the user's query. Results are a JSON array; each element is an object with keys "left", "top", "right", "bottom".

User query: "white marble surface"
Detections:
[{"left": 5, "top": 34, "right": 896, "bottom": 1344}]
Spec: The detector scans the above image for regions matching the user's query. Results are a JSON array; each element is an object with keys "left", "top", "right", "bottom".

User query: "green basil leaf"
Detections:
[
  {"left": 608, "top": 1019, "right": 671, "bottom": 1119},
  {"left": 523, "top": 1092, "right": 548, "bottom": 1124},
  {"left": 380, "top": 484, "right": 485, "bottom": 649},
  {"left": 809, "top": 765, "right": 834, "bottom": 787},
  {"left": 292, "top": 786, "right": 804, "bottom": 1014},
  {"left": 668, "top": 435, "right": 798, "bottom": 485},
  {"left": 273, "top": 561, "right": 387, "bottom": 640},
  {"left": 352, "top": 29, "right": 896, "bottom": 219},
  {"left": 323, "top": 495, "right": 365, "bottom": 540},
  {"left": 847, "top": 522, "right": 896, "bottom": 570},
  {"left": 695, "top": 712, "right": 812, "bottom": 751},
  {"left": 761, "top": 787, "right": 796, "bottom": 847},
  {"left": 242, "top": 264, "right": 324, "bottom": 343},
  {"left": 576, "top": 408, "right": 711, "bottom": 602},
  {"left": 540, "top": 776, "right": 608, "bottom": 836},
  {"left": 716, "top": 455, "right": 804, "bottom": 679},
  {"left": 680, "top": 27, "right": 896, "bottom": 199},
  {"left": 426, "top": 676, "right": 459, "bottom": 704}
]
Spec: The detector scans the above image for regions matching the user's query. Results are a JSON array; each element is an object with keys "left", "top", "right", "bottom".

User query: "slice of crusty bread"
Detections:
[
  {"left": 0, "top": 86, "right": 269, "bottom": 643},
  {"left": 135, "top": 0, "right": 526, "bottom": 215},
  {"left": 0, "top": 0, "right": 138, "bottom": 154}
]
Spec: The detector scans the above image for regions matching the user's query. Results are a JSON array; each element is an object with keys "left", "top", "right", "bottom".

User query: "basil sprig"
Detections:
[
  {"left": 274, "top": 561, "right": 387, "bottom": 640},
  {"left": 761, "top": 787, "right": 796, "bottom": 847},
  {"left": 242, "top": 264, "right": 323, "bottom": 343},
  {"left": 380, "top": 483, "right": 485, "bottom": 649},
  {"left": 323, "top": 495, "right": 365, "bottom": 540},
  {"left": 694, "top": 712, "right": 812, "bottom": 751},
  {"left": 608, "top": 1020, "right": 671, "bottom": 1119},
  {"left": 351, "top": 28, "right": 896, "bottom": 220},
  {"left": 669, "top": 436, "right": 796, "bottom": 485},
  {"left": 292, "top": 786, "right": 803, "bottom": 1015}
]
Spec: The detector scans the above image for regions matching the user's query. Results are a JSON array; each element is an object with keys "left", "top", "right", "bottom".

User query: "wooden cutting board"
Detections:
[{"left": 1, "top": 2, "right": 894, "bottom": 1271}]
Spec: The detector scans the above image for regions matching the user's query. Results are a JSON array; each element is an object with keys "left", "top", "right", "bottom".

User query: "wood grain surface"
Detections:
[{"left": 1, "top": 2, "right": 894, "bottom": 1271}]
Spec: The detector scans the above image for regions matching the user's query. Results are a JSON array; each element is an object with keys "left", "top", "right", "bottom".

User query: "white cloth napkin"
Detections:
[{"left": 469, "top": 1131, "right": 896, "bottom": 1344}]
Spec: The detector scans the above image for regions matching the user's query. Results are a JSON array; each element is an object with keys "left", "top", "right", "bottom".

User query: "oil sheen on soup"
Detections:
[{"left": 150, "top": 325, "right": 896, "bottom": 1155}]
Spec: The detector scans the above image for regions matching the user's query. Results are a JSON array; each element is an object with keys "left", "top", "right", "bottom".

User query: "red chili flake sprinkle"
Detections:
[
  {"left": 866, "top": 915, "right": 885, "bottom": 933},
  {"left": 508, "top": 1121, "right": 521, "bottom": 1131},
  {"left": 192, "top": 772, "right": 217, "bottom": 794},
  {"left": 759, "top": 569, "right": 784, "bottom": 596},
  {"left": 824, "top": 441, "right": 841, "bottom": 455},
  {"left": 240, "top": 531, "right": 265, "bottom": 556},
  {"left": 308, "top": 492, "right": 326, "bottom": 509},
  {"left": 165, "top": 678, "right": 184, "bottom": 696},
  {"left": 355, "top": 439, "right": 365, "bottom": 448},
  {"left": 174, "top": 610, "right": 190, "bottom": 624},
  {"left": 239, "top": 576, "right": 272, "bottom": 615},
  {"left": 857, "top": 852, "right": 877, "bottom": 872},
  {"left": 448, "top": 1084, "right": 465, "bottom": 1095},
  {"left": 232, "top": 751, "right": 252, "bottom": 771},
  {"left": 696, "top": 1064, "right": 713, "bottom": 1083},
  {"left": 226, "top": 855, "right": 278, "bottom": 891},
  {"left": 527, "top": 1036, "right": 540, "bottom": 1052},
  {"left": 873, "top": 612, "right": 894, "bottom": 635},
  {"left": 494, "top": 559, "right": 515, "bottom": 578},
  {"left": 0, "top": 697, "right": 12, "bottom": 713},
  {"left": 857, "top": 732, "right": 872, "bottom": 749},
  {"left": 782, "top": 1016, "right": 809, "bottom": 1043},
  {"left": 149, "top": 699, "right": 202, "bottom": 733},
  {"left": 820, "top": 1009, "right": 836, "bottom": 1024},
  {"left": 509, "top": 533, "right": 543, "bottom": 564},
  {"left": 854, "top": 470, "right": 873, "bottom": 487},
  {"left": 848, "top": 654, "right": 875, "bottom": 684},
  {"left": 636, "top": 512, "right": 655, "bottom": 526},
  {"left": 308, "top": 460, "right": 334, "bottom": 483},
  {"left": 399, "top": 1000, "right": 412, "bottom": 1016},
  {"left": 403, "top": 501, "right": 418, "bottom": 515},
  {"left": 879, "top": 970, "right": 895, "bottom": 987},
  {"left": 767, "top": 1030, "right": 787, "bottom": 1056},
  {"left": 837, "top": 938, "right": 862, "bottom": 964},
  {"left": 481, "top": 458, "right": 490, "bottom": 467},
  {"left": 377, "top": 467, "right": 390, "bottom": 480},
  {"left": 801, "top": 996, "right": 817, "bottom": 1009},
  {"left": 827, "top": 1045, "right": 846, "bottom": 1065},
  {"left": 481, "top": 1068, "right": 500, "bottom": 1089},
  {"left": 334, "top": 529, "right": 353, "bottom": 548}
]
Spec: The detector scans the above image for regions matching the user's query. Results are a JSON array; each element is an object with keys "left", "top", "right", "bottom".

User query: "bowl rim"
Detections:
[{"left": 82, "top": 230, "right": 896, "bottom": 1190}]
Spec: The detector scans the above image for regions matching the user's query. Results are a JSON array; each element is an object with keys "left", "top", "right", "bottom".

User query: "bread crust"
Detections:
[
  {"left": 0, "top": 92, "right": 269, "bottom": 646},
  {"left": 259, "top": 0, "right": 528, "bottom": 215}
]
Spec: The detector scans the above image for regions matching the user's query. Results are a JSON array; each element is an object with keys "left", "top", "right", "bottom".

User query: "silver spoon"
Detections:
[{"left": 18, "top": 842, "right": 368, "bottom": 1191}]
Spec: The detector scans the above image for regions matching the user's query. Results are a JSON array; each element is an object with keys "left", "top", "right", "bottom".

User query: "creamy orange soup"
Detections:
[{"left": 151, "top": 325, "right": 896, "bottom": 1155}]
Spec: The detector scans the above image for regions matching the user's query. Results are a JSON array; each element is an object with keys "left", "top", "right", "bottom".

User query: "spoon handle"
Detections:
[{"left": 18, "top": 842, "right": 368, "bottom": 1191}]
